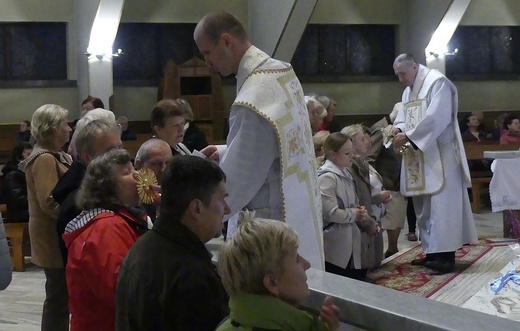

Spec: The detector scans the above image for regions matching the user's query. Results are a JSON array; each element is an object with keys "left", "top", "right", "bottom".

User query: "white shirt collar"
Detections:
[{"left": 235, "top": 45, "right": 269, "bottom": 94}]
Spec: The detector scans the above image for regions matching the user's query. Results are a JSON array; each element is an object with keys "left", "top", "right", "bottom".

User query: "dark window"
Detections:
[
  {"left": 447, "top": 26, "right": 520, "bottom": 77},
  {"left": 113, "top": 23, "right": 199, "bottom": 82},
  {"left": 0, "top": 23, "right": 67, "bottom": 80},
  {"left": 292, "top": 24, "right": 396, "bottom": 78}
]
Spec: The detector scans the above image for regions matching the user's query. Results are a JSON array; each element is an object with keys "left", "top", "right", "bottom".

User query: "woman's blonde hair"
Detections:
[
  {"left": 340, "top": 124, "right": 365, "bottom": 141},
  {"left": 31, "top": 104, "right": 68, "bottom": 144},
  {"left": 312, "top": 130, "right": 330, "bottom": 156},
  {"left": 218, "top": 212, "right": 299, "bottom": 297}
]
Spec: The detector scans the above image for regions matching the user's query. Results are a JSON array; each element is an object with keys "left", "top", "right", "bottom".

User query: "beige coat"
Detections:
[
  {"left": 318, "top": 160, "right": 362, "bottom": 269},
  {"left": 21, "top": 146, "right": 71, "bottom": 268}
]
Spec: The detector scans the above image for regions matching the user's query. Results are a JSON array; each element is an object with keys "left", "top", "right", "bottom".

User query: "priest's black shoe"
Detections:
[
  {"left": 411, "top": 256, "right": 432, "bottom": 265},
  {"left": 424, "top": 260, "right": 455, "bottom": 273}
]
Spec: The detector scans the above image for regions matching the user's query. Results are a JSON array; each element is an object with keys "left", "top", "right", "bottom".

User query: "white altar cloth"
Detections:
[{"left": 489, "top": 158, "right": 520, "bottom": 213}]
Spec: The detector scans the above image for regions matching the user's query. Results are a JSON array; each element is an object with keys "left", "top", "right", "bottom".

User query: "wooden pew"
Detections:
[
  {"left": 4, "top": 222, "right": 30, "bottom": 272},
  {"left": 0, "top": 137, "right": 16, "bottom": 164},
  {"left": 463, "top": 142, "right": 519, "bottom": 213},
  {"left": 122, "top": 134, "right": 152, "bottom": 160}
]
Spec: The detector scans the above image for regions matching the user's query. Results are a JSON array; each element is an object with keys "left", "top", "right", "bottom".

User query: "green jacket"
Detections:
[{"left": 217, "top": 293, "right": 330, "bottom": 331}]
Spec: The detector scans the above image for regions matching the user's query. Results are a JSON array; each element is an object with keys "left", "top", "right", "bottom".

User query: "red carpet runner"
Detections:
[{"left": 367, "top": 243, "right": 493, "bottom": 297}]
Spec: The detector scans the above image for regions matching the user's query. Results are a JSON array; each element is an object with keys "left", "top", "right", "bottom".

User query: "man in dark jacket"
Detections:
[
  {"left": 52, "top": 117, "right": 122, "bottom": 264},
  {"left": 116, "top": 156, "right": 230, "bottom": 331}
]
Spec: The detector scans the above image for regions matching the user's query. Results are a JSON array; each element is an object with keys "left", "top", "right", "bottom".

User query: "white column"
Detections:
[
  {"left": 77, "top": 0, "right": 125, "bottom": 111},
  {"left": 248, "top": 0, "right": 318, "bottom": 62},
  {"left": 75, "top": 0, "right": 100, "bottom": 117},
  {"left": 424, "top": 0, "right": 472, "bottom": 73}
]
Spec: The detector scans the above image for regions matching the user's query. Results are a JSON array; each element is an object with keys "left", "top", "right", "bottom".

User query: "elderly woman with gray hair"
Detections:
[
  {"left": 217, "top": 213, "right": 340, "bottom": 331},
  {"left": 63, "top": 149, "right": 147, "bottom": 331},
  {"left": 19, "top": 104, "right": 73, "bottom": 331},
  {"left": 305, "top": 96, "right": 327, "bottom": 134},
  {"left": 317, "top": 95, "right": 341, "bottom": 133}
]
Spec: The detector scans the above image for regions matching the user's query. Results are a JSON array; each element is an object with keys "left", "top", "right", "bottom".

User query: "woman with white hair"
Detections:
[
  {"left": 19, "top": 104, "right": 73, "bottom": 331},
  {"left": 217, "top": 213, "right": 340, "bottom": 330},
  {"left": 305, "top": 96, "right": 327, "bottom": 134},
  {"left": 316, "top": 95, "right": 341, "bottom": 133},
  {"left": 68, "top": 108, "right": 115, "bottom": 160}
]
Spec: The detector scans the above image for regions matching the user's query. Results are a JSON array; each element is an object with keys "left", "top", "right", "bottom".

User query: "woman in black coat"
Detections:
[{"left": 2, "top": 142, "right": 32, "bottom": 223}]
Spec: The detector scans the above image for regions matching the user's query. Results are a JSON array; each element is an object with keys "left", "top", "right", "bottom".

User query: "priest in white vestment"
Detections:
[
  {"left": 392, "top": 54, "right": 477, "bottom": 273},
  {"left": 194, "top": 11, "right": 324, "bottom": 270}
]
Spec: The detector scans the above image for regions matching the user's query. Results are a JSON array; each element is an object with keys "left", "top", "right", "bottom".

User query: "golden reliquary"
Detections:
[{"left": 136, "top": 167, "right": 159, "bottom": 204}]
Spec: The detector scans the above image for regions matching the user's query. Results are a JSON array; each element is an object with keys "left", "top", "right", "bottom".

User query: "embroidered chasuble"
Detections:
[
  {"left": 233, "top": 48, "right": 324, "bottom": 270},
  {"left": 399, "top": 65, "right": 471, "bottom": 196}
]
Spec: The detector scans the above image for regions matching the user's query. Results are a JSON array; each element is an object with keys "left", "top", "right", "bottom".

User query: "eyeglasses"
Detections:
[{"left": 171, "top": 122, "right": 190, "bottom": 131}]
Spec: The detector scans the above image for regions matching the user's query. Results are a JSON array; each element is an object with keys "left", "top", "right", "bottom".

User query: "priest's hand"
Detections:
[
  {"left": 319, "top": 296, "right": 340, "bottom": 331},
  {"left": 388, "top": 125, "right": 400, "bottom": 135},
  {"left": 201, "top": 145, "right": 219, "bottom": 161},
  {"left": 392, "top": 132, "right": 408, "bottom": 149}
]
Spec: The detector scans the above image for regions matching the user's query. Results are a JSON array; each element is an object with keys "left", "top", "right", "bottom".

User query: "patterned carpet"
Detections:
[{"left": 367, "top": 242, "right": 495, "bottom": 297}]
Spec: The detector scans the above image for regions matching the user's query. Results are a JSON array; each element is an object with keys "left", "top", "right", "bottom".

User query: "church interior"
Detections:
[{"left": 1, "top": 0, "right": 520, "bottom": 330}]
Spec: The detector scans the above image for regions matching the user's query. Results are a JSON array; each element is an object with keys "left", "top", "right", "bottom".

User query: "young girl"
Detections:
[{"left": 318, "top": 132, "right": 375, "bottom": 280}]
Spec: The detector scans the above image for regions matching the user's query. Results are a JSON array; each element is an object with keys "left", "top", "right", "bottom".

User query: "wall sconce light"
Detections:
[
  {"left": 84, "top": 49, "right": 123, "bottom": 60},
  {"left": 428, "top": 48, "right": 458, "bottom": 59}
]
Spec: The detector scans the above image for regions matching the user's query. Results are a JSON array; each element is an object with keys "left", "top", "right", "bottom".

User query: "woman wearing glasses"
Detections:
[{"left": 151, "top": 99, "right": 192, "bottom": 156}]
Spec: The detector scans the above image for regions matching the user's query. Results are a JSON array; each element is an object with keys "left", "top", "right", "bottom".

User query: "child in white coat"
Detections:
[{"left": 318, "top": 132, "right": 377, "bottom": 280}]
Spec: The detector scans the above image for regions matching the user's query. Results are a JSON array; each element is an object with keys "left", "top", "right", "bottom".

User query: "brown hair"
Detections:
[
  {"left": 81, "top": 96, "right": 104, "bottom": 109},
  {"left": 151, "top": 99, "right": 188, "bottom": 133},
  {"left": 76, "top": 149, "right": 133, "bottom": 210},
  {"left": 323, "top": 132, "right": 351, "bottom": 159},
  {"left": 198, "top": 11, "right": 248, "bottom": 44}
]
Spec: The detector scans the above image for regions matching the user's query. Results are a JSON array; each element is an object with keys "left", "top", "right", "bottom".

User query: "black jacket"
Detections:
[
  {"left": 2, "top": 161, "right": 29, "bottom": 223},
  {"left": 116, "top": 216, "right": 229, "bottom": 331},
  {"left": 52, "top": 161, "right": 86, "bottom": 264},
  {"left": 183, "top": 122, "right": 208, "bottom": 152}
]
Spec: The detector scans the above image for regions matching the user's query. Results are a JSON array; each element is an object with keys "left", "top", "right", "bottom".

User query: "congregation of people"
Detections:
[{"left": 0, "top": 9, "right": 519, "bottom": 331}]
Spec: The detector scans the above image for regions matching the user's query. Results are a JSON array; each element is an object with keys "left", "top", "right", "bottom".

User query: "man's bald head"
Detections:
[{"left": 135, "top": 138, "right": 173, "bottom": 182}]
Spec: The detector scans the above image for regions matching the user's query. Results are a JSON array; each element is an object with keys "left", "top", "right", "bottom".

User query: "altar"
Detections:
[{"left": 484, "top": 150, "right": 520, "bottom": 239}]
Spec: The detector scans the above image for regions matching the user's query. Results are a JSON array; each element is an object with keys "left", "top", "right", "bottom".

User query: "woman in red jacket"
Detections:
[
  {"left": 62, "top": 149, "right": 147, "bottom": 331},
  {"left": 499, "top": 114, "right": 520, "bottom": 146}
]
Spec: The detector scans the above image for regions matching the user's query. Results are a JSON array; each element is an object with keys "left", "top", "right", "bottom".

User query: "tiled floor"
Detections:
[{"left": 0, "top": 209, "right": 512, "bottom": 330}]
